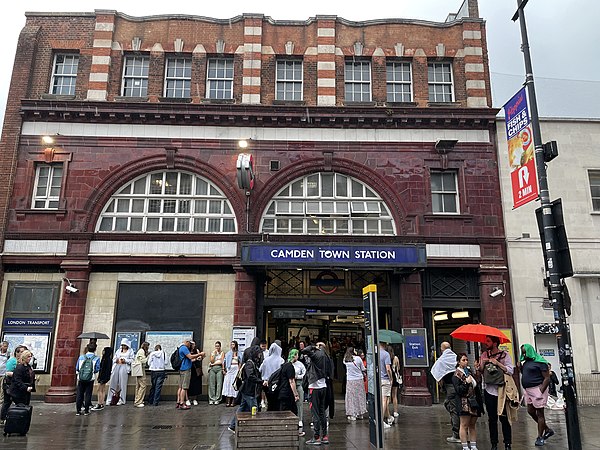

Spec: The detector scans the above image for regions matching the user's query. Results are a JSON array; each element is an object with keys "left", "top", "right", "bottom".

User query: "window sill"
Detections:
[
  {"left": 386, "top": 102, "right": 418, "bottom": 107},
  {"left": 202, "top": 98, "right": 235, "bottom": 104},
  {"left": 272, "top": 100, "right": 306, "bottom": 106},
  {"left": 423, "top": 213, "right": 473, "bottom": 223},
  {"left": 343, "top": 101, "right": 376, "bottom": 107},
  {"left": 41, "top": 94, "right": 75, "bottom": 100},
  {"left": 115, "top": 96, "right": 149, "bottom": 102},
  {"left": 427, "top": 102, "right": 461, "bottom": 107},
  {"left": 15, "top": 208, "right": 67, "bottom": 220},
  {"left": 158, "top": 97, "right": 192, "bottom": 103}
]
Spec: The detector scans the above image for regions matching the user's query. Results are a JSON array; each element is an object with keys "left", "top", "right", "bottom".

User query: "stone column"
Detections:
[
  {"left": 479, "top": 265, "right": 512, "bottom": 328},
  {"left": 233, "top": 266, "right": 256, "bottom": 326},
  {"left": 399, "top": 272, "right": 432, "bottom": 406},
  {"left": 44, "top": 260, "right": 90, "bottom": 403}
]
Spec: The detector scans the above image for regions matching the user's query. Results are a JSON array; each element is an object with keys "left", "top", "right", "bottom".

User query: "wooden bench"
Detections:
[{"left": 235, "top": 411, "right": 299, "bottom": 449}]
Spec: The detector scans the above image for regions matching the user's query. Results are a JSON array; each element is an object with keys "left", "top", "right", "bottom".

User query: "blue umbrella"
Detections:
[{"left": 378, "top": 329, "right": 405, "bottom": 344}]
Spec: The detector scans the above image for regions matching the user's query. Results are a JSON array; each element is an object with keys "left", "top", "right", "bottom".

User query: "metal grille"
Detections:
[
  {"left": 351, "top": 271, "right": 390, "bottom": 297},
  {"left": 267, "top": 270, "right": 303, "bottom": 296}
]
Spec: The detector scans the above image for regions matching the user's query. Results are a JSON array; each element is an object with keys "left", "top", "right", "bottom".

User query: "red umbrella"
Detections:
[{"left": 450, "top": 324, "right": 511, "bottom": 344}]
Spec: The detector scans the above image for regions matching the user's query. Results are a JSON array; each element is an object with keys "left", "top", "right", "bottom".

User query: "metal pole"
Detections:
[{"left": 513, "top": 2, "right": 582, "bottom": 448}]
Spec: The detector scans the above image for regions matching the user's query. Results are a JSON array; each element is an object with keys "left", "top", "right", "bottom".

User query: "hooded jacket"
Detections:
[{"left": 259, "top": 343, "right": 283, "bottom": 381}]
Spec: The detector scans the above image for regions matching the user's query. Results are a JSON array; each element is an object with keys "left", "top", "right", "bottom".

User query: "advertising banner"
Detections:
[{"left": 504, "top": 87, "right": 539, "bottom": 208}]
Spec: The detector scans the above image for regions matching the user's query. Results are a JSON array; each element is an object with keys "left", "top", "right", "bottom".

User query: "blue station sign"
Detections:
[
  {"left": 241, "top": 243, "right": 426, "bottom": 268},
  {"left": 3, "top": 317, "right": 54, "bottom": 330}
]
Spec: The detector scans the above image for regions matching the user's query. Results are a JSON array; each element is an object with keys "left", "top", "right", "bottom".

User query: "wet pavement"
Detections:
[{"left": 0, "top": 398, "right": 597, "bottom": 449}]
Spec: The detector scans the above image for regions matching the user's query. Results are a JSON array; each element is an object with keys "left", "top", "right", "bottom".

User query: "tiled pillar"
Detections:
[
  {"left": 86, "top": 11, "right": 115, "bottom": 101},
  {"left": 241, "top": 15, "right": 263, "bottom": 105},
  {"left": 463, "top": 24, "right": 489, "bottom": 108},
  {"left": 233, "top": 267, "right": 256, "bottom": 326},
  {"left": 399, "top": 272, "right": 432, "bottom": 406},
  {"left": 44, "top": 261, "right": 90, "bottom": 403},
  {"left": 316, "top": 16, "right": 336, "bottom": 106},
  {"left": 479, "top": 266, "right": 512, "bottom": 328}
]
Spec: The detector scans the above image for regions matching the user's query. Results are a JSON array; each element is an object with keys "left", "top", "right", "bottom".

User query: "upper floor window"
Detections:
[
  {"left": 32, "top": 164, "right": 63, "bottom": 209},
  {"left": 164, "top": 57, "right": 191, "bottom": 98},
  {"left": 428, "top": 62, "right": 454, "bottom": 103},
  {"left": 431, "top": 171, "right": 459, "bottom": 214},
  {"left": 260, "top": 172, "right": 395, "bottom": 235},
  {"left": 50, "top": 54, "right": 79, "bottom": 96},
  {"left": 122, "top": 55, "right": 149, "bottom": 97},
  {"left": 386, "top": 62, "right": 412, "bottom": 102},
  {"left": 345, "top": 61, "right": 371, "bottom": 102},
  {"left": 207, "top": 58, "right": 234, "bottom": 99},
  {"left": 276, "top": 60, "right": 303, "bottom": 101},
  {"left": 588, "top": 170, "right": 600, "bottom": 211},
  {"left": 96, "top": 171, "right": 237, "bottom": 233}
]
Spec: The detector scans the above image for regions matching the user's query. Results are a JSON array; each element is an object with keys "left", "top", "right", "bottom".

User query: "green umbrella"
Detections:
[{"left": 378, "top": 329, "right": 405, "bottom": 344}]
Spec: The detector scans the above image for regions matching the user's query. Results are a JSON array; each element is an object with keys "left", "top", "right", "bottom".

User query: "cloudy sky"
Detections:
[{"left": 0, "top": 0, "right": 598, "bottom": 129}]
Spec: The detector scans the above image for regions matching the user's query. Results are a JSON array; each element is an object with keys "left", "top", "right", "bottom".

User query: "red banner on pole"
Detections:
[{"left": 504, "top": 88, "right": 539, "bottom": 208}]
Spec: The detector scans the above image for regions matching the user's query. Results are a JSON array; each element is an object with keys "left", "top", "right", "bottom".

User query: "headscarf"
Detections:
[
  {"left": 520, "top": 343, "right": 548, "bottom": 364},
  {"left": 260, "top": 342, "right": 283, "bottom": 379},
  {"left": 288, "top": 348, "right": 299, "bottom": 363},
  {"left": 430, "top": 347, "right": 457, "bottom": 382}
]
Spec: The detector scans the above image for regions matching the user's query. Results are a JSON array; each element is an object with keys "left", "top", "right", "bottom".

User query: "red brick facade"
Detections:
[{"left": 0, "top": 1, "right": 511, "bottom": 406}]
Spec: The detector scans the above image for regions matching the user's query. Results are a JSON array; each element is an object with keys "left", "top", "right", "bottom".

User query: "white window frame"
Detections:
[
  {"left": 206, "top": 58, "right": 234, "bottom": 100},
  {"left": 32, "top": 164, "right": 63, "bottom": 209},
  {"left": 121, "top": 55, "right": 149, "bottom": 97},
  {"left": 50, "top": 53, "right": 79, "bottom": 96},
  {"left": 164, "top": 57, "right": 192, "bottom": 98},
  {"left": 96, "top": 171, "right": 237, "bottom": 234},
  {"left": 344, "top": 61, "right": 372, "bottom": 103},
  {"left": 275, "top": 60, "right": 303, "bottom": 101},
  {"left": 431, "top": 170, "right": 460, "bottom": 214},
  {"left": 260, "top": 172, "right": 395, "bottom": 236},
  {"left": 386, "top": 61, "right": 412, "bottom": 102},
  {"left": 588, "top": 169, "right": 600, "bottom": 212},
  {"left": 428, "top": 62, "right": 454, "bottom": 103}
]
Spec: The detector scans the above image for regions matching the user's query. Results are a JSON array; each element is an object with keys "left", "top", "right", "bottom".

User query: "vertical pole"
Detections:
[{"left": 514, "top": 3, "right": 582, "bottom": 448}]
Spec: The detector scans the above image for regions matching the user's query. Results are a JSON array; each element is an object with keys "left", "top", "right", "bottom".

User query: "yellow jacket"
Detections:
[{"left": 497, "top": 373, "right": 520, "bottom": 425}]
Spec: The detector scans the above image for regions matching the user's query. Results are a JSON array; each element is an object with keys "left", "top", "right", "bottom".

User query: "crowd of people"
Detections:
[{"left": 431, "top": 335, "right": 560, "bottom": 450}]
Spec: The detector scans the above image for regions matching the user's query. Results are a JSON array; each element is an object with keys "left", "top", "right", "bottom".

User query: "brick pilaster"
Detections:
[
  {"left": 316, "top": 16, "right": 336, "bottom": 106},
  {"left": 86, "top": 11, "right": 116, "bottom": 101},
  {"left": 233, "top": 267, "right": 256, "bottom": 326},
  {"left": 241, "top": 15, "right": 263, "bottom": 105}
]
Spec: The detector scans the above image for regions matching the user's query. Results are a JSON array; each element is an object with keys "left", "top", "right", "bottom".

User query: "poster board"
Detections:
[
  {"left": 114, "top": 331, "right": 141, "bottom": 355},
  {"left": 499, "top": 328, "right": 516, "bottom": 365},
  {"left": 402, "top": 327, "right": 429, "bottom": 367},
  {"left": 2, "top": 332, "right": 51, "bottom": 372},
  {"left": 232, "top": 326, "right": 256, "bottom": 354},
  {"left": 145, "top": 331, "right": 193, "bottom": 370}
]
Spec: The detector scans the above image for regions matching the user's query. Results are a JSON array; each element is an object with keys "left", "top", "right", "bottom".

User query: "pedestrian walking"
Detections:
[
  {"left": 228, "top": 344, "right": 263, "bottom": 433},
  {"left": 207, "top": 341, "right": 225, "bottom": 405},
  {"left": 290, "top": 348, "right": 306, "bottom": 431},
  {"left": 452, "top": 353, "right": 482, "bottom": 450},
  {"left": 431, "top": 341, "right": 460, "bottom": 443},
  {"left": 107, "top": 338, "right": 134, "bottom": 405},
  {"left": 302, "top": 342, "right": 331, "bottom": 446},
  {"left": 147, "top": 344, "right": 167, "bottom": 406},
  {"left": 390, "top": 345, "right": 402, "bottom": 419},
  {"left": 343, "top": 346, "right": 367, "bottom": 421},
  {"left": 132, "top": 342, "right": 149, "bottom": 408},
  {"left": 519, "top": 344, "right": 554, "bottom": 446},
  {"left": 378, "top": 341, "right": 393, "bottom": 428},
  {"left": 0, "top": 345, "right": 27, "bottom": 423},
  {"left": 479, "top": 335, "right": 515, "bottom": 450},
  {"left": 8, "top": 350, "right": 36, "bottom": 406},
  {"left": 91, "top": 347, "right": 112, "bottom": 411},
  {"left": 75, "top": 344, "right": 100, "bottom": 416},
  {"left": 222, "top": 340, "right": 242, "bottom": 407}
]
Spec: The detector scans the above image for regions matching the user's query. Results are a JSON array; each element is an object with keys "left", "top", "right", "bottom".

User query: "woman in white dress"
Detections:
[
  {"left": 222, "top": 340, "right": 243, "bottom": 407},
  {"left": 107, "top": 338, "right": 135, "bottom": 405},
  {"left": 343, "top": 346, "right": 367, "bottom": 420}
]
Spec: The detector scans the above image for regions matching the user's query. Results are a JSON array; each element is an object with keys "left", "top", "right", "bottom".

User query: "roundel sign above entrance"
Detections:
[{"left": 236, "top": 153, "right": 255, "bottom": 191}]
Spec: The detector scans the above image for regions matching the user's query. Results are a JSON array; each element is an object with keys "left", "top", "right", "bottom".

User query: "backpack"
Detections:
[
  {"left": 79, "top": 355, "right": 95, "bottom": 381},
  {"left": 267, "top": 367, "right": 283, "bottom": 395},
  {"left": 233, "top": 362, "right": 246, "bottom": 391},
  {"left": 170, "top": 346, "right": 183, "bottom": 371},
  {"left": 483, "top": 351, "right": 506, "bottom": 386}
]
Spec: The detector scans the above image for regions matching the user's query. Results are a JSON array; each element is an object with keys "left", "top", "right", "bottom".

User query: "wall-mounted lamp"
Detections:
[
  {"left": 433, "top": 313, "right": 449, "bottom": 321},
  {"left": 451, "top": 311, "right": 470, "bottom": 319},
  {"left": 63, "top": 277, "right": 79, "bottom": 294},
  {"left": 238, "top": 139, "right": 250, "bottom": 149},
  {"left": 42, "top": 135, "right": 56, "bottom": 145}
]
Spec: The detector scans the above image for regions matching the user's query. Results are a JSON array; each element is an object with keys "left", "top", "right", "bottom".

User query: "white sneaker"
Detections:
[
  {"left": 299, "top": 420, "right": 303, "bottom": 428},
  {"left": 185, "top": 400, "right": 191, "bottom": 406},
  {"left": 192, "top": 400, "right": 198, "bottom": 406},
  {"left": 261, "top": 400, "right": 267, "bottom": 409},
  {"left": 387, "top": 416, "right": 394, "bottom": 425},
  {"left": 393, "top": 412, "right": 399, "bottom": 417},
  {"left": 135, "top": 404, "right": 144, "bottom": 408},
  {"left": 383, "top": 422, "right": 392, "bottom": 428},
  {"left": 348, "top": 416, "right": 357, "bottom": 421}
]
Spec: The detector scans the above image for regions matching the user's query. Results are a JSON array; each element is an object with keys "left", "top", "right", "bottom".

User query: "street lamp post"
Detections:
[{"left": 512, "top": 1, "right": 582, "bottom": 448}]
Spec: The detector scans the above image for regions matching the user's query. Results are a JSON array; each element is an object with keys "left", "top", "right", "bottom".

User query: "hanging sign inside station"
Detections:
[
  {"left": 241, "top": 243, "right": 426, "bottom": 268},
  {"left": 504, "top": 87, "right": 539, "bottom": 209}
]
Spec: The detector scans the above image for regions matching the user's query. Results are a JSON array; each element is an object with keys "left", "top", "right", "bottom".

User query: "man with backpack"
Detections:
[
  {"left": 228, "top": 344, "right": 263, "bottom": 433},
  {"left": 75, "top": 344, "right": 101, "bottom": 416},
  {"left": 174, "top": 339, "right": 203, "bottom": 410},
  {"left": 302, "top": 342, "right": 333, "bottom": 446}
]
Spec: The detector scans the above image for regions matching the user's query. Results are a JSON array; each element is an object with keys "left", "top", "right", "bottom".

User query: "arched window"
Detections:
[
  {"left": 260, "top": 172, "right": 395, "bottom": 235},
  {"left": 96, "top": 171, "right": 237, "bottom": 233}
]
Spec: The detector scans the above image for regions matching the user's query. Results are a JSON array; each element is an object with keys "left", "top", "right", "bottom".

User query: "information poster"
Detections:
[
  {"left": 145, "top": 331, "right": 193, "bottom": 370},
  {"left": 2, "top": 332, "right": 51, "bottom": 372},
  {"left": 499, "top": 328, "right": 515, "bottom": 364},
  {"left": 232, "top": 326, "right": 256, "bottom": 355},
  {"left": 402, "top": 328, "right": 429, "bottom": 367},
  {"left": 114, "top": 331, "right": 141, "bottom": 355}
]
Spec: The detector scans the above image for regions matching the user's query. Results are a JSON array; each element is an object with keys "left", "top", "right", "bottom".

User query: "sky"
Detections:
[{"left": 0, "top": 0, "right": 599, "bottom": 130}]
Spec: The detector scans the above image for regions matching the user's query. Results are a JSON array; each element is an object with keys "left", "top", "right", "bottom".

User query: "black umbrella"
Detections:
[{"left": 77, "top": 332, "right": 110, "bottom": 340}]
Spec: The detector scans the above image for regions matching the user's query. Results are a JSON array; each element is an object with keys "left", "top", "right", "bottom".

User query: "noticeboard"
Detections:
[
  {"left": 402, "top": 328, "right": 429, "bottom": 368},
  {"left": 232, "top": 327, "right": 256, "bottom": 355},
  {"left": 2, "top": 332, "right": 51, "bottom": 372},
  {"left": 114, "top": 331, "right": 141, "bottom": 355},
  {"left": 145, "top": 331, "right": 193, "bottom": 370}
]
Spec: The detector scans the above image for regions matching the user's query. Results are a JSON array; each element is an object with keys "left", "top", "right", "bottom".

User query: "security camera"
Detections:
[
  {"left": 65, "top": 285, "right": 79, "bottom": 294},
  {"left": 490, "top": 288, "right": 503, "bottom": 298}
]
